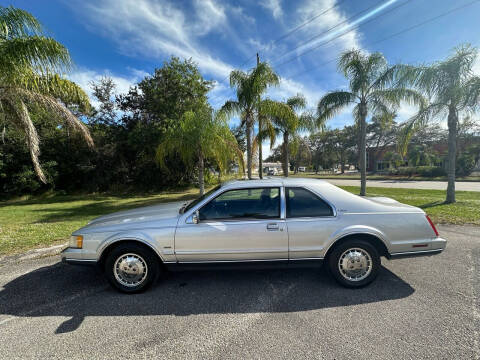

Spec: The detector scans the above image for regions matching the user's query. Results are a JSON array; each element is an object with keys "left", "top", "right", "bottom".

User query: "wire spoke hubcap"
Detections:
[
  {"left": 338, "top": 248, "right": 372, "bottom": 282},
  {"left": 114, "top": 253, "right": 148, "bottom": 287}
]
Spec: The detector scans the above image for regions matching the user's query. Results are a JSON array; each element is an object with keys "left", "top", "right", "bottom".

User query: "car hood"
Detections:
[{"left": 80, "top": 201, "right": 185, "bottom": 231}]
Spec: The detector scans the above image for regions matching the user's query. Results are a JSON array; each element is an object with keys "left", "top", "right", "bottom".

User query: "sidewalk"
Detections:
[{"left": 326, "top": 179, "right": 480, "bottom": 192}]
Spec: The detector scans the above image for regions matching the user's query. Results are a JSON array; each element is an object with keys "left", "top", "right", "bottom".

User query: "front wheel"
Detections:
[
  {"left": 105, "top": 243, "right": 160, "bottom": 293},
  {"left": 328, "top": 240, "right": 380, "bottom": 288}
]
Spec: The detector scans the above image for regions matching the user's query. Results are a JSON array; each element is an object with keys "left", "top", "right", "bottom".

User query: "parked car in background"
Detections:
[
  {"left": 267, "top": 167, "right": 278, "bottom": 176},
  {"left": 298, "top": 166, "right": 306, "bottom": 172},
  {"left": 62, "top": 178, "right": 446, "bottom": 293}
]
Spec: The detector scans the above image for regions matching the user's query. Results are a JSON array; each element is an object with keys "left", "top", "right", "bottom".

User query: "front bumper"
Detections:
[
  {"left": 389, "top": 237, "right": 447, "bottom": 259},
  {"left": 61, "top": 247, "right": 97, "bottom": 266}
]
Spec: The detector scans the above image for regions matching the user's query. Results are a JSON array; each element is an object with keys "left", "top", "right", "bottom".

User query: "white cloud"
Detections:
[
  {"left": 267, "top": 77, "right": 322, "bottom": 108},
  {"left": 76, "top": 0, "right": 233, "bottom": 79},
  {"left": 295, "top": 0, "right": 361, "bottom": 54},
  {"left": 192, "top": 0, "right": 226, "bottom": 36},
  {"left": 260, "top": 0, "right": 283, "bottom": 20}
]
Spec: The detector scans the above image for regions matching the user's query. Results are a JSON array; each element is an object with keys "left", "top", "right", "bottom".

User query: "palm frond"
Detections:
[
  {"left": 0, "top": 6, "right": 42, "bottom": 39},
  {"left": 15, "top": 87, "right": 93, "bottom": 147},
  {"left": 0, "top": 36, "right": 72, "bottom": 77},
  {"left": 317, "top": 91, "right": 357, "bottom": 122},
  {"left": 286, "top": 94, "right": 306, "bottom": 111},
  {"left": 3, "top": 96, "right": 46, "bottom": 183}
]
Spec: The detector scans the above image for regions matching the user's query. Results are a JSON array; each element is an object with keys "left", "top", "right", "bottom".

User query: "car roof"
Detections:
[{"left": 221, "top": 177, "right": 329, "bottom": 189}]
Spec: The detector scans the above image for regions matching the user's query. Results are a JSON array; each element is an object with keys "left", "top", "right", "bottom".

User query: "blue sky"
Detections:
[{"left": 5, "top": 0, "right": 480, "bottom": 141}]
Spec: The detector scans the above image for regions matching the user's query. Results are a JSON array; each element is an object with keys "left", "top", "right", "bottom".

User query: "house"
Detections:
[{"left": 367, "top": 137, "right": 480, "bottom": 172}]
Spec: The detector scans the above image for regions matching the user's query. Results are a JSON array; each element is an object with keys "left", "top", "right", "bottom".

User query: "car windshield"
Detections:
[{"left": 181, "top": 185, "right": 221, "bottom": 214}]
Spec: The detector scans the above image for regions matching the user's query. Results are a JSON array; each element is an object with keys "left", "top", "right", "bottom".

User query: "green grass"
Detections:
[
  {"left": 0, "top": 189, "right": 200, "bottom": 256},
  {"left": 341, "top": 186, "right": 480, "bottom": 226},
  {"left": 0, "top": 186, "right": 479, "bottom": 256}
]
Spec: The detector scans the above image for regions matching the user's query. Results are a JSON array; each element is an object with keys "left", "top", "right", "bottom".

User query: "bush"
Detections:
[
  {"left": 416, "top": 166, "right": 446, "bottom": 177},
  {"left": 390, "top": 166, "right": 445, "bottom": 177},
  {"left": 456, "top": 153, "right": 476, "bottom": 177}
]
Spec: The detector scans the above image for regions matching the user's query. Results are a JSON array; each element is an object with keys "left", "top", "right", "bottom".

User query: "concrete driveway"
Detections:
[
  {"left": 326, "top": 179, "right": 480, "bottom": 191},
  {"left": 0, "top": 225, "right": 478, "bottom": 359}
]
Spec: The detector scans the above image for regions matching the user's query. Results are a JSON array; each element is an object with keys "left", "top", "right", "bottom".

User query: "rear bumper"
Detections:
[{"left": 389, "top": 237, "right": 447, "bottom": 259}]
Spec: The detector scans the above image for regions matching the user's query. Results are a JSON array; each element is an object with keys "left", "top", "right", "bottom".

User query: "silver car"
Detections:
[{"left": 62, "top": 178, "right": 446, "bottom": 293}]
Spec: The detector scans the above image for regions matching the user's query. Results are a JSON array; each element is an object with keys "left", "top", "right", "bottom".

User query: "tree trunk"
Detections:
[
  {"left": 246, "top": 118, "right": 252, "bottom": 179},
  {"left": 258, "top": 117, "right": 263, "bottom": 179},
  {"left": 283, "top": 132, "right": 289, "bottom": 177},
  {"left": 446, "top": 105, "right": 457, "bottom": 203},
  {"left": 198, "top": 154, "right": 205, "bottom": 196},
  {"left": 359, "top": 103, "right": 367, "bottom": 196}
]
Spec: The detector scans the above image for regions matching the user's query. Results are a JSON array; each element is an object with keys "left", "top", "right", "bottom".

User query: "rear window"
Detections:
[{"left": 286, "top": 187, "right": 333, "bottom": 218}]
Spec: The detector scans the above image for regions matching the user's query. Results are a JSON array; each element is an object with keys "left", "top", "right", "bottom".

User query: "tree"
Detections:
[
  {"left": 367, "top": 111, "right": 397, "bottom": 173},
  {"left": 397, "top": 44, "right": 480, "bottom": 203},
  {"left": 0, "top": 6, "right": 93, "bottom": 183},
  {"left": 221, "top": 62, "right": 279, "bottom": 179},
  {"left": 261, "top": 94, "right": 319, "bottom": 176},
  {"left": 157, "top": 106, "right": 243, "bottom": 195},
  {"left": 116, "top": 57, "right": 213, "bottom": 189},
  {"left": 317, "top": 50, "right": 425, "bottom": 195}
]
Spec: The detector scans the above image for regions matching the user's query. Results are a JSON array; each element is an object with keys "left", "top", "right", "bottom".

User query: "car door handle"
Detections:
[{"left": 267, "top": 223, "right": 279, "bottom": 231}]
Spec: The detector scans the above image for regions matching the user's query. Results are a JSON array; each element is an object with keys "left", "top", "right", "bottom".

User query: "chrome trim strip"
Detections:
[
  {"left": 177, "top": 258, "right": 289, "bottom": 264},
  {"left": 390, "top": 249, "right": 443, "bottom": 256},
  {"left": 64, "top": 258, "right": 97, "bottom": 263},
  {"left": 175, "top": 248, "right": 288, "bottom": 255}
]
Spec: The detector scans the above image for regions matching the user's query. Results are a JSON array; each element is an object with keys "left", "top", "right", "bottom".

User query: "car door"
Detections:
[
  {"left": 285, "top": 186, "right": 338, "bottom": 260},
  {"left": 174, "top": 187, "right": 288, "bottom": 262}
]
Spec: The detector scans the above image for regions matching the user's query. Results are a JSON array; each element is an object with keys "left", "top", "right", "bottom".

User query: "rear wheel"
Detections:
[
  {"left": 105, "top": 243, "right": 160, "bottom": 293},
  {"left": 328, "top": 239, "right": 380, "bottom": 288}
]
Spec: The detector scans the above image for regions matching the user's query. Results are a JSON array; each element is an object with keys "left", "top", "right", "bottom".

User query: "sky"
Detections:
[{"left": 4, "top": 0, "right": 480, "bottom": 154}]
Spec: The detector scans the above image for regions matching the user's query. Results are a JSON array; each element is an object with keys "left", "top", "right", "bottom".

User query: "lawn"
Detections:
[{"left": 0, "top": 186, "right": 479, "bottom": 256}]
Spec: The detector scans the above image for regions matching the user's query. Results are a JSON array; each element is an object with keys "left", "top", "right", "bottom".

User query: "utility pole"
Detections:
[{"left": 257, "top": 52, "right": 263, "bottom": 179}]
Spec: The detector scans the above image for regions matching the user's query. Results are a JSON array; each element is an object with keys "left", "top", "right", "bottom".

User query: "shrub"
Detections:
[
  {"left": 456, "top": 153, "right": 476, "bottom": 177},
  {"left": 392, "top": 166, "right": 445, "bottom": 177}
]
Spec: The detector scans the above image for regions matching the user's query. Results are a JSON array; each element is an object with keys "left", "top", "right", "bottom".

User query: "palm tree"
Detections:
[
  {"left": 317, "top": 50, "right": 425, "bottom": 195},
  {"left": 221, "top": 62, "right": 279, "bottom": 179},
  {"left": 157, "top": 106, "right": 243, "bottom": 195},
  {"left": 0, "top": 6, "right": 93, "bottom": 183},
  {"left": 264, "top": 94, "right": 321, "bottom": 176},
  {"left": 397, "top": 44, "right": 480, "bottom": 203}
]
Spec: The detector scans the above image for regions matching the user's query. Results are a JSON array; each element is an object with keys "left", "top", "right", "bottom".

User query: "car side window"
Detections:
[
  {"left": 286, "top": 187, "right": 333, "bottom": 218},
  {"left": 199, "top": 187, "right": 280, "bottom": 221}
]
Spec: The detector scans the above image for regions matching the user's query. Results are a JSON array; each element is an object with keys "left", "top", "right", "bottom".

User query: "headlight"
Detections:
[{"left": 69, "top": 235, "right": 83, "bottom": 248}]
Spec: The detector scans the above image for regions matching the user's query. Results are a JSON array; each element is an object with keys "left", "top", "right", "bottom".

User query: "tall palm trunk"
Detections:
[
  {"left": 283, "top": 132, "right": 289, "bottom": 177},
  {"left": 258, "top": 117, "right": 263, "bottom": 179},
  {"left": 246, "top": 117, "right": 253, "bottom": 179},
  {"left": 359, "top": 103, "right": 367, "bottom": 196},
  {"left": 198, "top": 153, "right": 205, "bottom": 195},
  {"left": 446, "top": 105, "right": 457, "bottom": 203}
]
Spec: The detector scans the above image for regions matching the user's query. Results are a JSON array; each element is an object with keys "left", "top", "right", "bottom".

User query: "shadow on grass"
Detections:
[
  {"left": 31, "top": 193, "right": 198, "bottom": 223},
  {"left": 0, "top": 262, "right": 414, "bottom": 334},
  {"left": 419, "top": 201, "right": 446, "bottom": 209}
]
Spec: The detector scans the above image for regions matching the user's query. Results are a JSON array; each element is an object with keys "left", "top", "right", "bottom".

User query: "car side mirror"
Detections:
[
  {"left": 187, "top": 210, "right": 200, "bottom": 224},
  {"left": 193, "top": 210, "right": 200, "bottom": 224}
]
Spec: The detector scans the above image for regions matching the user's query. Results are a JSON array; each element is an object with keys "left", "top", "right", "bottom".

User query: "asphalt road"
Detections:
[
  {"left": 0, "top": 225, "right": 479, "bottom": 359},
  {"left": 326, "top": 179, "right": 480, "bottom": 192}
]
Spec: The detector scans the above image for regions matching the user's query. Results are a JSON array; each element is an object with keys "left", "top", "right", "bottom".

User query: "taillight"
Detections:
[{"left": 426, "top": 215, "right": 439, "bottom": 237}]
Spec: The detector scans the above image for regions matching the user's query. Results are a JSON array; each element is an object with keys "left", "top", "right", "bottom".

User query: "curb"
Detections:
[{"left": 0, "top": 243, "right": 67, "bottom": 264}]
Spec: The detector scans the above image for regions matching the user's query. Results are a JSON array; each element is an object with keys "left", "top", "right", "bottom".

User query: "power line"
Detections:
[
  {"left": 208, "top": 1, "right": 348, "bottom": 103},
  {"left": 273, "top": 0, "right": 412, "bottom": 68},
  {"left": 270, "top": 0, "right": 392, "bottom": 66},
  {"left": 286, "top": 0, "right": 480, "bottom": 80}
]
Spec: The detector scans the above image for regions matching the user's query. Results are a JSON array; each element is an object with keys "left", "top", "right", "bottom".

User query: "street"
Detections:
[
  {"left": 0, "top": 225, "right": 479, "bottom": 359},
  {"left": 326, "top": 179, "right": 480, "bottom": 192}
]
